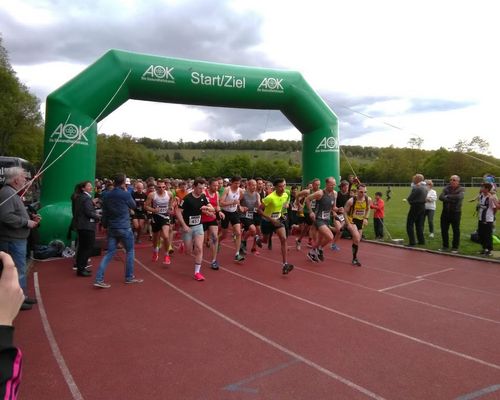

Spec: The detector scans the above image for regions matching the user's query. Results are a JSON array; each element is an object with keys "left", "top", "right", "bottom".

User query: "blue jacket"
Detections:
[{"left": 102, "top": 187, "right": 136, "bottom": 229}]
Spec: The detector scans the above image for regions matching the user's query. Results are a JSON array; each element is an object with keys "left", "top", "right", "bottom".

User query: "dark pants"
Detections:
[
  {"left": 374, "top": 218, "right": 384, "bottom": 238},
  {"left": 76, "top": 229, "right": 95, "bottom": 272},
  {"left": 440, "top": 211, "right": 461, "bottom": 249},
  {"left": 478, "top": 221, "right": 493, "bottom": 251},
  {"left": 407, "top": 204, "right": 425, "bottom": 245},
  {"left": 425, "top": 209, "right": 435, "bottom": 234}
]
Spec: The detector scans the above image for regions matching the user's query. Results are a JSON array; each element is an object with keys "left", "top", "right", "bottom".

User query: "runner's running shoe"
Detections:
[
  {"left": 282, "top": 263, "right": 294, "bottom": 274},
  {"left": 163, "top": 255, "right": 171, "bottom": 265},
  {"left": 194, "top": 272, "right": 205, "bottom": 281},
  {"left": 352, "top": 259, "right": 362, "bottom": 267},
  {"left": 307, "top": 250, "right": 319, "bottom": 263},
  {"left": 152, "top": 251, "right": 159, "bottom": 262}
]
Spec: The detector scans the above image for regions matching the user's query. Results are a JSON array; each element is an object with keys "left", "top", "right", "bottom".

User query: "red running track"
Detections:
[{"left": 13, "top": 237, "right": 500, "bottom": 399}]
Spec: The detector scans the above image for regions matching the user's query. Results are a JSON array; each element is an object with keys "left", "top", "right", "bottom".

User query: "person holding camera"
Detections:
[{"left": 0, "top": 251, "right": 25, "bottom": 399}]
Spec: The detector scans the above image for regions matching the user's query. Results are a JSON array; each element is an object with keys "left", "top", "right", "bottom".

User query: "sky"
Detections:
[{"left": 1, "top": 0, "right": 499, "bottom": 159}]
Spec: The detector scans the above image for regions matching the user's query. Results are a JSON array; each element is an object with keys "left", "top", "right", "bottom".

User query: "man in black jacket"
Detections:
[
  {"left": 405, "top": 174, "right": 427, "bottom": 246},
  {"left": 439, "top": 175, "right": 465, "bottom": 253},
  {"left": 73, "top": 181, "right": 100, "bottom": 277}
]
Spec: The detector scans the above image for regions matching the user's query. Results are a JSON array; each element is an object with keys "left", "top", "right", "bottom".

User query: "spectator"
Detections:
[
  {"left": 94, "top": 174, "right": 142, "bottom": 288},
  {"left": 405, "top": 174, "right": 427, "bottom": 246},
  {"left": 424, "top": 179, "right": 437, "bottom": 238},
  {"left": 370, "top": 191, "right": 385, "bottom": 240},
  {"left": 0, "top": 251, "right": 25, "bottom": 399},
  {"left": 0, "top": 167, "right": 40, "bottom": 311},
  {"left": 439, "top": 175, "right": 465, "bottom": 253},
  {"left": 477, "top": 183, "right": 497, "bottom": 256},
  {"left": 72, "top": 181, "right": 100, "bottom": 277}
]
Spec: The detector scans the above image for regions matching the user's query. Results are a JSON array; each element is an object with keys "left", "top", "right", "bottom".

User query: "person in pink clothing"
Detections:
[{"left": 370, "top": 191, "right": 385, "bottom": 240}]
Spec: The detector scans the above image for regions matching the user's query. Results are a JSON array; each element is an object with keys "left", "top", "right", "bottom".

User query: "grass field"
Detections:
[
  {"left": 157, "top": 149, "right": 302, "bottom": 163},
  {"left": 362, "top": 186, "right": 499, "bottom": 259}
]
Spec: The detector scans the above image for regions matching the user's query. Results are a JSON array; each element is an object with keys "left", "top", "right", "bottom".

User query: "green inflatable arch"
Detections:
[{"left": 38, "top": 49, "right": 339, "bottom": 243}]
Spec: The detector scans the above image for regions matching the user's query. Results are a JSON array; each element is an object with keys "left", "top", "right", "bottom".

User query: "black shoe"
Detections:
[
  {"left": 20, "top": 302, "right": 32, "bottom": 311},
  {"left": 77, "top": 270, "right": 92, "bottom": 277},
  {"left": 352, "top": 259, "right": 362, "bottom": 267},
  {"left": 307, "top": 250, "right": 319, "bottom": 263},
  {"left": 317, "top": 249, "right": 324, "bottom": 261},
  {"left": 282, "top": 263, "right": 294, "bottom": 274},
  {"left": 24, "top": 297, "right": 37, "bottom": 305}
]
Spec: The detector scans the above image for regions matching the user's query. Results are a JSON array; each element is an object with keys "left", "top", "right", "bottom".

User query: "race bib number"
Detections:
[
  {"left": 271, "top": 212, "right": 280, "bottom": 219},
  {"left": 310, "top": 200, "right": 316, "bottom": 210},
  {"left": 321, "top": 211, "right": 330, "bottom": 220},
  {"left": 245, "top": 211, "right": 254, "bottom": 219},
  {"left": 337, "top": 214, "right": 345, "bottom": 222},
  {"left": 354, "top": 209, "right": 365, "bottom": 217},
  {"left": 189, "top": 215, "right": 201, "bottom": 225},
  {"left": 158, "top": 206, "right": 168, "bottom": 214}
]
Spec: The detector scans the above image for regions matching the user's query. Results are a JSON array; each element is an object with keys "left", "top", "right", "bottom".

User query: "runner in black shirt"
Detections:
[
  {"left": 175, "top": 178, "right": 215, "bottom": 281},
  {"left": 131, "top": 182, "right": 147, "bottom": 243}
]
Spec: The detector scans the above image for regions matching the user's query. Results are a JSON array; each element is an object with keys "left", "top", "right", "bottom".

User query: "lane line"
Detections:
[
  {"left": 231, "top": 242, "right": 500, "bottom": 297},
  {"left": 223, "top": 359, "right": 301, "bottom": 393},
  {"left": 213, "top": 263, "right": 500, "bottom": 371},
  {"left": 134, "top": 257, "right": 387, "bottom": 400},
  {"left": 355, "top": 245, "right": 500, "bottom": 279},
  {"left": 416, "top": 268, "right": 454, "bottom": 279},
  {"left": 34, "top": 272, "right": 84, "bottom": 400},
  {"left": 455, "top": 384, "right": 500, "bottom": 400},
  {"left": 255, "top": 252, "right": 500, "bottom": 325},
  {"left": 378, "top": 279, "right": 424, "bottom": 292}
]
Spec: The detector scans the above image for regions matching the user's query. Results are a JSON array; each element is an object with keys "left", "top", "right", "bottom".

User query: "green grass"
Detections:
[{"left": 363, "top": 186, "right": 499, "bottom": 259}]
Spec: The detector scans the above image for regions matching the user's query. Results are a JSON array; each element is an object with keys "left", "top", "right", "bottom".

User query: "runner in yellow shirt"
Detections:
[{"left": 258, "top": 178, "right": 294, "bottom": 274}]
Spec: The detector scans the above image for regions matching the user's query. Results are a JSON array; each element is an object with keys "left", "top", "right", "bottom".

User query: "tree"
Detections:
[
  {"left": 408, "top": 136, "right": 424, "bottom": 149},
  {"left": 453, "top": 136, "right": 490, "bottom": 154},
  {"left": 0, "top": 35, "right": 43, "bottom": 157}
]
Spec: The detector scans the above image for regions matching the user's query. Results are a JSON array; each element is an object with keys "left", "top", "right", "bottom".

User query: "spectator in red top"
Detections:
[{"left": 370, "top": 191, "right": 385, "bottom": 240}]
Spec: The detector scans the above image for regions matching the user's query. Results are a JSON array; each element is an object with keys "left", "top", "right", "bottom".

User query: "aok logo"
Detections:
[
  {"left": 257, "top": 77, "right": 284, "bottom": 93},
  {"left": 49, "top": 123, "right": 89, "bottom": 146},
  {"left": 315, "top": 136, "right": 339, "bottom": 152},
  {"left": 141, "top": 65, "right": 175, "bottom": 83}
]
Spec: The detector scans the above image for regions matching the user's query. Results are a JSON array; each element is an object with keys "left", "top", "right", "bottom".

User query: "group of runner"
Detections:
[{"left": 110, "top": 175, "right": 371, "bottom": 281}]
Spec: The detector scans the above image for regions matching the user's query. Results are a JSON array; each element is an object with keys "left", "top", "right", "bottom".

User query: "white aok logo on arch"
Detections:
[
  {"left": 315, "top": 136, "right": 339, "bottom": 152},
  {"left": 257, "top": 77, "right": 284, "bottom": 93},
  {"left": 141, "top": 65, "right": 175, "bottom": 83},
  {"left": 49, "top": 123, "right": 89, "bottom": 146}
]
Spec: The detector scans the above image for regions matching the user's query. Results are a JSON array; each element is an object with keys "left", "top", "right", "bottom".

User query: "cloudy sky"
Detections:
[{"left": 1, "top": 0, "right": 499, "bottom": 158}]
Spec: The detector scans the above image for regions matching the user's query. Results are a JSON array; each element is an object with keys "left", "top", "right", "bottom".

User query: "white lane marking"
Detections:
[
  {"left": 134, "top": 258, "right": 386, "bottom": 400},
  {"left": 256, "top": 252, "right": 500, "bottom": 325},
  {"left": 34, "top": 272, "right": 84, "bottom": 400},
  {"left": 215, "top": 262, "right": 500, "bottom": 371},
  {"left": 416, "top": 268, "right": 454, "bottom": 279},
  {"left": 378, "top": 279, "right": 424, "bottom": 292}
]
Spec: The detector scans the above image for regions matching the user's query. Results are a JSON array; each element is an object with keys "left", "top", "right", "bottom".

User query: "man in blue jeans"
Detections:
[
  {"left": 94, "top": 174, "right": 143, "bottom": 288},
  {"left": 0, "top": 167, "right": 41, "bottom": 310}
]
